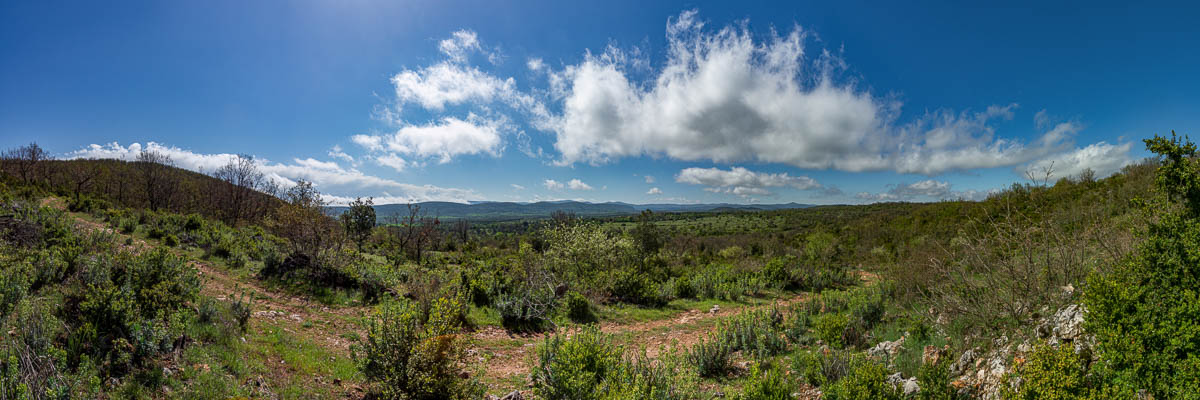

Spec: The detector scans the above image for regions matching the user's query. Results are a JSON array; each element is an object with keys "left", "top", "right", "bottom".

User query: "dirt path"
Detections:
[
  {"left": 50, "top": 198, "right": 369, "bottom": 397},
  {"left": 471, "top": 292, "right": 812, "bottom": 392}
]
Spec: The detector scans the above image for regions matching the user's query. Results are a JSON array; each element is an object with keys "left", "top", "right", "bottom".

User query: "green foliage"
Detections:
[
  {"left": 823, "top": 356, "right": 901, "bottom": 400},
  {"left": 353, "top": 297, "right": 483, "bottom": 400},
  {"left": 813, "top": 313, "right": 849, "bottom": 348},
  {"left": 609, "top": 266, "right": 669, "bottom": 307},
  {"left": 341, "top": 197, "right": 376, "bottom": 249},
  {"left": 532, "top": 325, "right": 624, "bottom": 400},
  {"left": 916, "top": 357, "right": 962, "bottom": 400},
  {"left": 1083, "top": 133, "right": 1200, "bottom": 398},
  {"left": 495, "top": 283, "right": 556, "bottom": 332},
  {"left": 566, "top": 291, "right": 596, "bottom": 323},
  {"left": 715, "top": 308, "right": 788, "bottom": 359},
  {"left": 631, "top": 210, "right": 667, "bottom": 257},
  {"left": 1002, "top": 343, "right": 1092, "bottom": 400},
  {"left": 162, "top": 233, "right": 178, "bottom": 247},
  {"left": 734, "top": 363, "right": 794, "bottom": 400},
  {"left": 686, "top": 335, "right": 732, "bottom": 378},
  {"left": 791, "top": 348, "right": 853, "bottom": 387},
  {"left": 533, "top": 326, "right": 699, "bottom": 400}
]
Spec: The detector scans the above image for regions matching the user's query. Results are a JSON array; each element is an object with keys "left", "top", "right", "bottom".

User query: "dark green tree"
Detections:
[
  {"left": 1084, "top": 132, "right": 1200, "bottom": 397},
  {"left": 342, "top": 197, "right": 376, "bottom": 250},
  {"left": 631, "top": 209, "right": 666, "bottom": 257}
]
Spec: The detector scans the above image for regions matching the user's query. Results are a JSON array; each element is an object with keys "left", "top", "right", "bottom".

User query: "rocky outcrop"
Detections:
[
  {"left": 869, "top": 335, "right": 905, "bottom": 359},
  {"left": 948, "top": 304, "right": 1093, "bottom": 399}
]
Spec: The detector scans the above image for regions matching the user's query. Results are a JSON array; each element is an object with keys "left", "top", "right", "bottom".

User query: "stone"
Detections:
[
  {"left": 498, "top": 390, "right": 524, "bottom": 400},
  {"left": 903, "top": 378, "right": 920, "bottom": 395},
  {"left": 709, "top": 304, "right": 720, "bottom": 314},
  {"left": 950, "top": 349, "right": 976, "bottom": 377},
  {"left": 869, "top": 336, "right": 905, "bottom": 359}
]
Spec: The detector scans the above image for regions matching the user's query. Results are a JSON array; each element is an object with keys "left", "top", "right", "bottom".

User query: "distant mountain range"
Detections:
[{"left": 328, "top": 200, "right": 813, "bottom": 221}]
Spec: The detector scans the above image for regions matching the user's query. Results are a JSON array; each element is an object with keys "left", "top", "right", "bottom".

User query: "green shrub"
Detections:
[
  {"left": 566, "top": 291, "right": 595, "bottom": 323},
  {"left": 671, "top": 276, "right": 696, "bottom": 299},
  {"left": 1082, "top": 133, "right": 1200, "bottom": 398},
  {"left": 531, "top": 325, "right": 624, "bottom": 400},
  {"left": 792, "top": 348, "right": 852, "bottom": 387},
  {"left": 118, "top": 218, "right": 137, "bottom": 234},
  {"left": 823, "top": 357, "right": 901, "bottom": 400},
  {"left": 734, "top": 363, "right": 794, "bottom": 400},
  {"left": 685, "top": 336, "right": 732, "bottom": 378},
  {"left": 495, "top": 284, "right": 556, "bottom": 332},
  {"left": 813, "top": 313, "right": 849, "bottom": 348},
  {"left": 717, "top": 308, "right": 788, "bottom": 359},
  {"left": 162, "top": 234, "right": 178, "bottom": 247},
  {"left": 1000, "top": 342, "right": 1118, "bottom": 400},
  {"left": 608, "top": 267, "right": 668, "bottom": 307},
  {"left": 532, "top": 326, "right": 698, "bottom": 400},
  {"left": 916, "top": 356, "right": 961, "bottom": 400},
  {"left": 353, "top": 297, "right": 483, "bottom": 400}
]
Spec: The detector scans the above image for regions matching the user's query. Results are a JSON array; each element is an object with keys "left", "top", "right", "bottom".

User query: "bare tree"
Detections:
[
  {"left": 136, "top": 150, "right": 175, "bottom": 211},
  {"left": 212, "top": 154, "right": 276, "bottom": 224},
  {"left": 270, "top": 180, "right": 342, "bottom": 261},
  {"left": 391, "top": 203, "right": 440, "bottom": 263},
  {"left": 2, "top": 143, "right": 51, "bottom": 184},
  {"left": 62, "top": 161, "right": 104, "bottom": 204}
]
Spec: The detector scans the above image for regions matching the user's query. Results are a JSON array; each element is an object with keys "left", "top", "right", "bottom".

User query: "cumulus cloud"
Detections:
[
  {"left": 540, "top": 10, "right": 1076, "bottom": 174},
  {"left": 543, "top": 179, "right": 564, "bottom": 190},
  {"left": 567, "top": 178, "right": 593, "bottom": 190},
  {"left": 1021, "top": 141, "right": 1134, "bottom": 181},
  {"left": 527, "top": 57, "right": 544, "bottom": 72},
  {"left": 676, "top": 166, "right": 821, "bottom": 197},
  {"left": 647, "top": 187, "right": 663, "bottom": 195},
  {"left": 69, "top": 142, "right": 479, "bottom": 203},
  {"left": 352, "top": 115, "right": 503, "bottom": 166},
  {"left": 643, "top": 175, "right": 655, "bottom": 183},
  {"left": 543, "top": 178, "right": 593, "bottom": 191},
  {"left": 855, "top": 180, "right": 994, "bottom": 202}
]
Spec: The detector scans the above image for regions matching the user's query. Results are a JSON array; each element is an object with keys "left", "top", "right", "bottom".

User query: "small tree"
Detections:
[
  {"left": 270, "top": 180, "right": 342, "bottom": 261},
  {"left": 631, "top": 209, "right": 666, "bottom": 257},
  {"left": 62, "top": 160, "right": 104, "bottom": 204},
  {"left": 341, "top": 197, "right": 376, "bottom": 250},
  {"left": 451, "top": 219, "right": 470, "bottom": 245}
]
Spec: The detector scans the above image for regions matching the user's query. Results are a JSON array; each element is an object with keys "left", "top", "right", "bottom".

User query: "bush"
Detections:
[
  {"left": 734, "top": 363, "right": 793, "bottom": 400},
  {"left": 162, "top": 234, "right": 178, "bottom": 247},
  {"left": 608, "top": 267, "right": 668, "bottom": 307},
  {"left": 118, "top": 218, "right": 137, "bottom": 234},
  {"left": 531, "top": 325, "right": 624, "bottom": 400},
  {"left": 716, "top": 308, "right": 788, "bottom": 359},
  {"left": 495, "top": 284, "right": 556, "bottom": 332},
  {"left": 686, "top": 336, "right": 732, "bottom": 378},
  {"left": 823, "top": 356, "right": 901, "bottom": 400},
  {"left": 566, "top": 291, "right": 596, "bottom": 323},
  {"left": 792, "top": 348, "right": 853, "bottom": 387},
  {"left": 916, "top": 356, "right": 961, "bottom": 400},
  {"left": 1000, "top": 342, "right": 1119, "bottom": 400},
  {"left": 813, "top": 313, "right": 849, "bottom": 348},
  {"left": 352, "top": 297, "right": 483, "bottom": 400},
  {"left": 532, "top": 326, "right": 699, "bottom": 400},
  {"left": 1083, "top": 133, "right": 1200, "bottom": 398}
]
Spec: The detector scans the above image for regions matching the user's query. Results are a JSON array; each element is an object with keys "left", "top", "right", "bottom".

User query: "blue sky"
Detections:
[{"left": 2, "top": 1, "right": 1198, "bottom": 205}]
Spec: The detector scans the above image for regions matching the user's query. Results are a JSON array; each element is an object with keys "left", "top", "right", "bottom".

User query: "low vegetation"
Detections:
[{"left": 0, "top": 133, "right": 1193, "bottom": 398}]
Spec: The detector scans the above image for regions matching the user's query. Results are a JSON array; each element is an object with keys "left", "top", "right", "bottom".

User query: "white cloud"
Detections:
[
  {"left": 647, "top": 187, "right": 663, "bottom": 195},
  {"left": 511, "top": 184, "right": 526, "bottom": 190},
  {"left": 1022, "top": 141, "right": 1134, "bottom": 181},
  {"left": 327, "top": 145, "right": 355, "bottom": 164},
  {"left": 855, "top": 179, "right": 995, "bottom": 202},
  {"left": 542, "top": 10, "right": 1076, "bottom": 175},
  {"left": 69, "top": 142, "right": 479, "bottom": 203},
  {"left": 439, "top": 30, "right": 482, "bottom": 64},
  {"left": 391, "top": 62, "right": 514, "bottom": 113},
  {"left": 567, "top": 178, "right": 593, "bottom": 190},
  {"left": 676, "top": 166, "right": 821, "bottom": 197},
  {"left": 373, "top": 153, "right": 410, "bottom": 172},
  {"left": 527, "top": 57, "right": 544, "bottom": 72},
  {"left": 352, "top": 115, "right": 503, "bottom": 165},
  {"left": 543, "top": 179, "right": 564, "bottom": 190},
  {"left": 643, "top": 175, "right": 655, "bottom": 183}
]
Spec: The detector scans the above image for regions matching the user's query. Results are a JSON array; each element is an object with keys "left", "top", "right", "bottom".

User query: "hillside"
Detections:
[{"left": 3, "top": 136, "right": 1196, "bottom": 400}]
